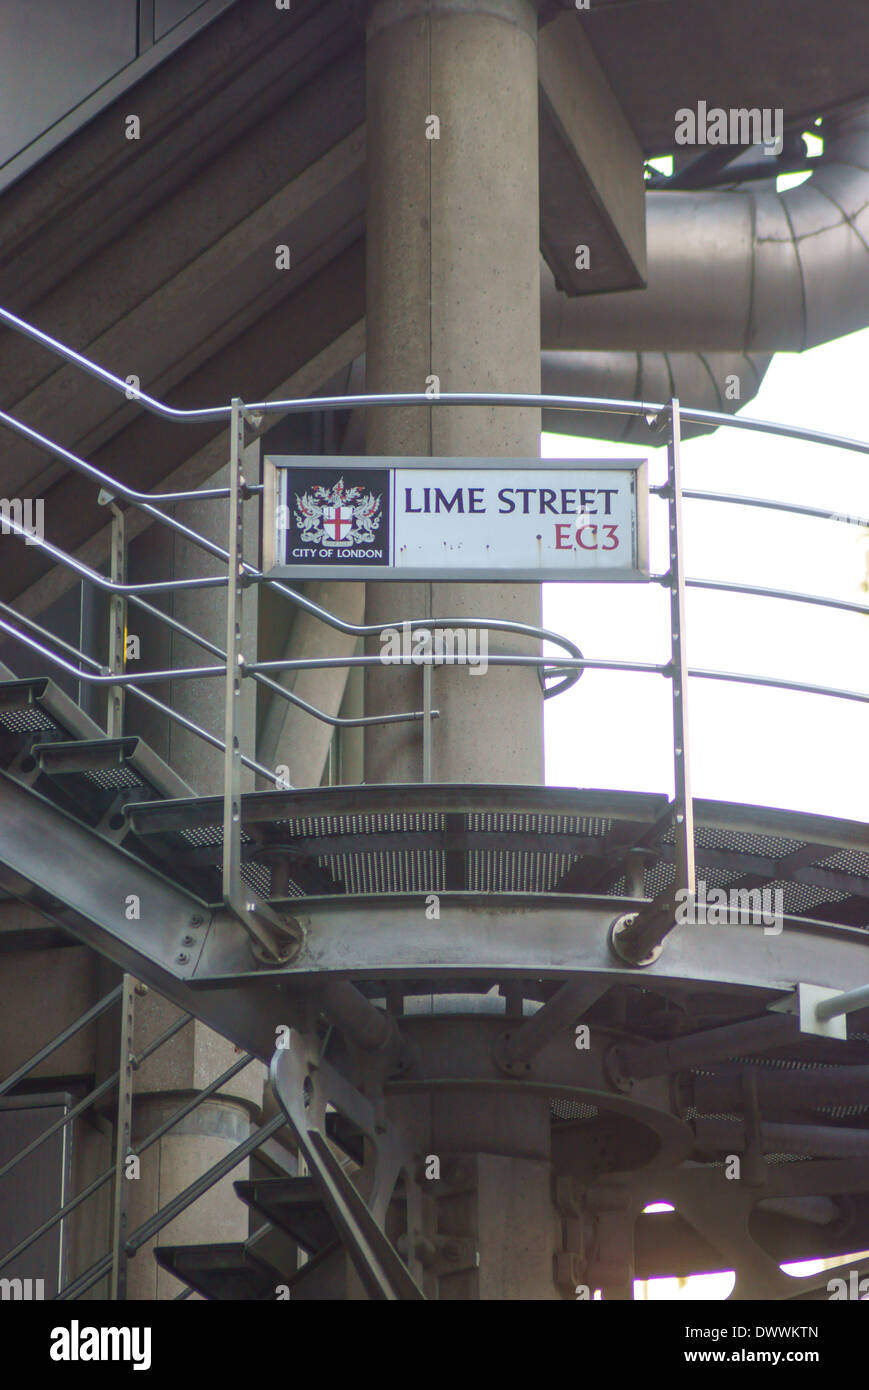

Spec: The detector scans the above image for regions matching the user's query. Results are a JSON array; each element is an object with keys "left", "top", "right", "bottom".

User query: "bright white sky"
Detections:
[
  {"left": 544, "top": 325, "right": 869, "bottom": 1298},
  {"left": 543, "top": 326, "right": 869, "bottom": 826}
]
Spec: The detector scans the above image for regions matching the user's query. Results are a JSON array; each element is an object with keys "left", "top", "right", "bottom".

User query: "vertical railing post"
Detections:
[
  {"left": 666, "top": 398, "right": 696, "bottom": 915},
  {"left": 609, "top": 398, "right": 695, "bottom": 965},
  {"left": 110, "top": 975, "right": 136, "bottom": 1300},
  {"left": 107, "top": 502, "right": 127, "bottom": 738},
  {"left": 222, "top": 398, "right": 246, "bottom": 921},
  {"left": 422, "top": 661, "right": 433, "bottom": 783},
  {"left": 221, "top": 401, "right": 301, "bottom": 963}
]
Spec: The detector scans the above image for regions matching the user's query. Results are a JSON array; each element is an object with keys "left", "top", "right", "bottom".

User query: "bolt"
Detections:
[
  {"left": 181, "top": 934, "right": 194, "bottom": 946},
  {"left": 190, "top": 914, "right": 204, "bottom": 926},
  {"left": 176, "top": 951, "right": 189, "bottom": 965}
]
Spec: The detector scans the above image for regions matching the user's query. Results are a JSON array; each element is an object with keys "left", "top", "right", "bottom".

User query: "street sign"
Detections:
[{"left": 262, "top": 456, "right": 649, "bottom": 581}]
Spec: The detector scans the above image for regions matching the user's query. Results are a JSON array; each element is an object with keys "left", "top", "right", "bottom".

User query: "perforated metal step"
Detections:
[{"left": 0, "top": 680, "right": 191, "bottom": 819}]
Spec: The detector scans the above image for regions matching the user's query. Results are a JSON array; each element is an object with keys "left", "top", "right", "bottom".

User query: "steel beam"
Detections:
[
  {"left": 0, "top": 770, "right": 292, "bottom": 1061},
  {"left": 538, "top": 14, "right": 646, "bottom": 295},
  {"left": 193, "top": 892, "right": 869, "bottom": 1008},
  {"left": 221, "top": 400, "right": 301, "bottom": 964},
  {"left": 616, "top": 1012, "right": 798, "bottom": 1080},
  {"left": 695, "top": 1061, "right": 869, "bottom": 1114},
  {"left": 1, "top": 768, "right": 866, "bottom": 1063},
  {"left": 495, "top": 980, "right": 609, "bottom": 1071},
  {"left": 110, "top": 975, "right": 136, "bottom": 1300},
  {"left": 271, "top": 1039, "right": 425, "bottom": 1300}
]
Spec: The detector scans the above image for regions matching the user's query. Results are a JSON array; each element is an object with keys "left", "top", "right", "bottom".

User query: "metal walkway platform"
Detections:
[{"left": 118, "top": 781, "right": 869, "bottom": 929}]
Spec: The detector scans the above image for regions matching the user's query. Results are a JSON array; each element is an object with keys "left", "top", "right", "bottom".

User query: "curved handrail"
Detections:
[{"left": 0, "top": 300, "right": 866, "bottom": 782}]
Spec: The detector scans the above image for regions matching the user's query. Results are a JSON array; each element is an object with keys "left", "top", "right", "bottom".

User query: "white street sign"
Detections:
[{"left": 263, "top": 457, "right": 648, "bottom": 581}]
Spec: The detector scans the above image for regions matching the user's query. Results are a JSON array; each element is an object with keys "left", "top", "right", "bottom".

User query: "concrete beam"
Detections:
[
  {"left": 11, "top": 317, "right": 364, "bottom": 623},
  {"left": 0, "top": 0, "right": 366, "bottom": 309},
  {"left": 0, "top": 111, "right": 366, "bottom": 501},
  {"left": 538, "top": 14, "right": 646, "bottom": 297},
  {"left": 0, "top": 771, "right": 290, "bottom": 1062},
  {"left": 2, "top": 241, "right": 366, "bottom": 610}
]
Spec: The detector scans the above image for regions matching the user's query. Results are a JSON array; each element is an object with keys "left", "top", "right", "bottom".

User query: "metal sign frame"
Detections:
[{"left": 262, "top": 456, "right": 649, "bottom": 582}]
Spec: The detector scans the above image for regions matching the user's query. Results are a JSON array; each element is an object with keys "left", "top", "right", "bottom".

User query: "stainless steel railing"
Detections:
[
  {"left": 0, "top": 973, "right": 293, "bottom": 1300},
  {"left": 0, "top": 306, "right": 865, "bottom": 956}
]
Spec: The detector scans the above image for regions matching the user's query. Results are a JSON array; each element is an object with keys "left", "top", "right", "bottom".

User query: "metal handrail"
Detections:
[
  {"left": 681, "top": 487, "right": 869, "bottom": 529},
  {"left": 4, "top": 300, "right": 869, "bottom": 457},
  {"left": 0, "top": 377, "right": 863, "bottom": 772},
  {"left": 3, "top": 301, "right": 864, "bottom": 766},
  {"left": 0, "top": 955, "right": 290, "bottom": 1302},
  {"left": 0, "top": 1025, "right": 255, "bottom": 1284},
  {"left": 0, "top": 1012, "right": 192, "bottom": 1183},
  {"left": 57, "top": 1111, "right": 287, "bottom": 1300},
  {"left": 0, "top": 408, "right": 586, "bottom": 724},
  {"left": 681, "top": 575, "right": 869, "bottom": 617},
  {"left": 0, "top": 984, "right": 122, "bottom": 1097}
]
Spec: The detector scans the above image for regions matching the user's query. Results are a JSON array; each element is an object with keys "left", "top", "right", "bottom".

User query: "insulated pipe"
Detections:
[
  {"left": 540, "top": 348, "right": 772, "bottom": 443},
  {"left": 542, "top": 105, "right": 869, "bottom": 354}
]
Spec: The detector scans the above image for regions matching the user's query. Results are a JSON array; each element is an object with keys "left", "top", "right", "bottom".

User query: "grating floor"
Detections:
[{"left": 117, "top": 785, "right": 869, "bottom": 929}]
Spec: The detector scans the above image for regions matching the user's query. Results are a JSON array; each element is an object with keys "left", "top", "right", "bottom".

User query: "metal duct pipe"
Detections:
[
  {"left": 340, "top": 347, "right": 773, "bottom": 449},
  {"left": 542, "top": 105, "right": 869, "bottom": 354},
  {"left": 540, "top": 348, "right": 772, "bottom": 444}
]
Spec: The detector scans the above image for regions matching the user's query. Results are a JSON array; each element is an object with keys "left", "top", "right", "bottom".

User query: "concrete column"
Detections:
[
  {"left": 257, "top": 580, "right": 365, "bottom": 788},
  {"left": 364, "top": 0, "right": 543, "bottom": 785},
  {"left": 362, "top": 2, "right": 559, "bottom": 1299},
  {"left": 127, "top": 448, "right": 258, "bottom": 795}
]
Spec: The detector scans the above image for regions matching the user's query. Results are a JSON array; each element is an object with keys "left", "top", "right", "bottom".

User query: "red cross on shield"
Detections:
[{"left": 322, "top": 505, "right": 354, "bottom": 543}]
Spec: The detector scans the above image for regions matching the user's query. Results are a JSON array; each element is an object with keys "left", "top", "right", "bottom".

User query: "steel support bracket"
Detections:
[
  {"left": 271, "top": 1032, "right": 426, "bottom": 1300},
  {"left": 404, "top": 1232, "right": 479, "bottom": 1278},
  {"left": 797, "top": 982, "right": 849, "bottom": 1040},
  {"left": 609, "top": 908, "right": 665, "bottom": 966}
]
